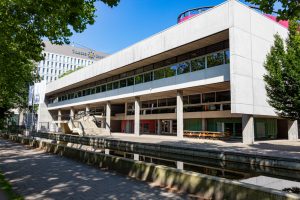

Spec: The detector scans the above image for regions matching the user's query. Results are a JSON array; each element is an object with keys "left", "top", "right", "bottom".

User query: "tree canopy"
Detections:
[
  {"left": 246, "top": 0, "right": 300, "bottom": 20},
  {"left": 0, "top": 0, "right": 119, "bottom": 124},
  {"left": 264, "top": 20, "right": 300, "bottom": 120}
]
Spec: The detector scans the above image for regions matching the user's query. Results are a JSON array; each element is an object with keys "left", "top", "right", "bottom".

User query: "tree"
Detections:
[
  {"left": 0, "top": 0, "right": 119, "bottom": 125},
  {"left": 264, "top": 20, "right": 300, "bottom": 120},
  {"left": 245, "top": 0, "right": 300, "bottom": 20}
]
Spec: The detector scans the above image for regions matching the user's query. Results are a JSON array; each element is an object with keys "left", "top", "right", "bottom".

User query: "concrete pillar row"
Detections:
[
  {"left": 176, "top": 90, "right": 184, "bottom": 139},
  {"left": 134, "top": 97, "right": 140, "bottom": 136},
  {"left": 106, "top": 102, "right": 111, "bottom": 134},
  {"left": 288, "top": 120, "right": 299, "bottom": 141},
  {"left": 242, "top": 114, "right": 254, "bottom": 144}
]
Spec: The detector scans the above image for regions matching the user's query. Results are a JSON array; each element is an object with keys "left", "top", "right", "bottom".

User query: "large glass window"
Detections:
[
  {"left": 216, "top": 91, "right": 230, "bottom": 102},
  {"left": 189, "top": 94, "right": 201, "bottom": 104},
  {"left": 167, "top": 98, "right": 176, "bottom": 106},
  {"left": 207, "top": 52, "right": 224, "bottom": 68},
  {"left": 120, "top": 79, "right": 127, "bottom": 88},
  {"left": 165, "top": 65, "right": 177, "bottom": 78},
  {"left": 101, "top": 85, "right": 106, "bottom": 92},
  {"left": 154, "top": 68, "right": 165, "bottom": 80},
  {"left": 112, "top": 81, "right": 119, "bottom": 89},
  {"left": 202, "top": 92, "right": 215, "bottom": 103},
  {"left": 144, "top": 72, "right": 153, "bottom": 82},
  {"left": 107, "top": 83, "right": 112, "bottom": 91},
  {"left": 96, "top": 86, "right": 101, "bottom": 93},
  {"left": 77, "top": 91, "right": 82, "bottom": 97},
  {"left": 191, "top": 57, "right": 205, "bottom": 71},
  {"left": 225, "top": 50, "right": 230, "bottom": 64},
  {"left": 86, "top": 89, "right": 91, "bottom": 95},
  {"left": 158, "top": 99, "right": 167, "bottom": 107},
  {"left": 177, "top": 62, "right": 190, "bottom": 75},
  {"left": 135, "top": 74, "right": 144, "bottom": 84},
  {"left": 91, "top": 88, "right": 95, "bottom": 94},
  {"left": 127, "top": 77, "right": 134, "bottom": 86}
]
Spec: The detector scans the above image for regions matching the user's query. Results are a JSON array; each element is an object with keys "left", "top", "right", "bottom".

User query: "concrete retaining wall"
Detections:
[
  {"left": 2, "top": 134, "right": 299, "bottom": 200},
  {"left": 33, "top": 132, "right": 300, "bottom": 171}
]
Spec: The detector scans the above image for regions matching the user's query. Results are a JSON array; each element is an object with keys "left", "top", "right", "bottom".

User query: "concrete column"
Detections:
[
  {"left": 57, "top": 109, "right": 62, "bottom": 128},
  {"left": 85, "top": 105, "right": 90, "bottom": 116},
  {"left": 157, "top": 120, "right": 161, "bottom": 135},
  {"left": 176, "top": 161, "right": 184, "bottom": 170},
  {"left": 134, "top": 97, "right": 140, "bottom": 136},
  {"left": 70, "top": 107, "right": 75, "bottom": 119},
  {"left": 133, "top": 153, "right": 139, "bottom": 161},
  {"left": 201, "top": 118, "right": 206, "bottom": 131},
  {"left": 242, "top": 114, "right": 254, "bottom": 144},
  {"left": 106, "top": 102, "right": 111, "bottom": 133},
  {"left": 177, "top": 90, "right": 184, "bottom": 139},
  {"left": 288, "top": 120, "right": 299, "bottom": 141}
]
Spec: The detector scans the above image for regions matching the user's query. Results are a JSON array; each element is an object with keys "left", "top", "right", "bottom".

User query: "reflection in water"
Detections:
[{"left": 105, "top": 149, "right": 300, "bottom": 181}]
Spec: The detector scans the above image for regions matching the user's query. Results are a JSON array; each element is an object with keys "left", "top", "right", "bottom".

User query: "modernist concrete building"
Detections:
[{"left": 38, "top": 0, "right": 298, "bottom": 144}]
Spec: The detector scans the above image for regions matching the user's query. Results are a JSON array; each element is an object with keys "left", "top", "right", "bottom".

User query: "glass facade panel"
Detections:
[
  {"left": 101, "top": 85, "right": 106, "bottom": 92},
  {"left": 189, "top": 94, "right": 201, "bottom": 104},
  {"left": 225, "top": 50, "right": 230, "bottom": 64},
  {"left": 216, "top": 91, "right": 230, "bottom": 102},
  {"left": 167, "top": 98, "right": 176, "bottom": 106},
  {"left": 120, "top": 79, "right": 127, "bottom": 88},
  {"left": 165, "top": 65, "right": 177, "bottom": 77},
  {"left": 154, "top": 68, "right": 165, "bottom": 80},
  {"left": 112, "top": 81, "right": 119, "bottom": 89},
  {"left": 135, "top": 74, "right": 144, "bottom": 84},
  {"left": 191, "top": 57, "right": 205, "bottom": 71},
  {"left": 107, "top": 83, "right": 112, "bottom": 91},
  {"left": 202, "top": 92, "right": 215, "bottom": 103},
  {"left": 127, "top": 77, "right": 134, "bottom": 86},
  {"left": 96, "top": 86, "right": 101, "bottom": 93},
  {"left": 177, "top": 62, "right": 190, "bottom": 75},
  {"left": 207, "top": 52, "right": 224, "bottom": 68},
  {"left": 144, "top": 72, "right": 153, "bottom": 82}
]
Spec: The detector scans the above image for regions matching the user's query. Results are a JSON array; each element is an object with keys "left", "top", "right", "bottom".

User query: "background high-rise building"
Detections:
[{"left": 37, "top": 41, "right": 108, "bottom": 83}]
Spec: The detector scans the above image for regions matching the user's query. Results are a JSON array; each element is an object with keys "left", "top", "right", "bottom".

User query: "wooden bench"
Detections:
[{"left": 184, "top": 130, "right": 231, "bottom": 139}]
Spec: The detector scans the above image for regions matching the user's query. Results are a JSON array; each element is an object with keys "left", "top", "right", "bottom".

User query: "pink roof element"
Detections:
[{"left": 264, "top": 14, "right": 289, "bottom": 28}]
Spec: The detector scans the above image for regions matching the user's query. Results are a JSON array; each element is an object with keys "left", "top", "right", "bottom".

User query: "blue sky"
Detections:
[{"left": 70, "top": 0, "right": 252, "bottom": 54}]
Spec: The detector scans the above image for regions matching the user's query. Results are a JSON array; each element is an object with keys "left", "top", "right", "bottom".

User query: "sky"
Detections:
[{"left": 69, "top": 0, "right": 253, "bottom": 54}]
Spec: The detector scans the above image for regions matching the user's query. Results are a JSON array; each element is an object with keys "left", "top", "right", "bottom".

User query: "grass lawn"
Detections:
[{"left": 0, "top": 172, "right": 23, "bottom": 200}]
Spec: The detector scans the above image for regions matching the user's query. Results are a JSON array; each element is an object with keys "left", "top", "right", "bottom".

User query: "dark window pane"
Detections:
[
  {"left": 202, "top": 92, "right": 215, "bottom": 103},
  {"left": 223, "top": 103, "right": 231, "bottom": 110},
  {"left": 135, "top": 74, "right": 144, "bottom": 84},
  {"left": 216, "top": 91, "right": 230, "bottom": 102},
  {"left": 107, "top": 83, "right": 112, "bottom": 91},
  {"left": 96, "top": 86, "right": 101, "bottom": 93},
  {"left": 112, "top": 81, "right": 119, "bottom": 89},
  {"left": 165, "top": 65, "right": 177, "bottom": 77},
  {"left": 120, "top": 73, "right": 127, "bottom": 78},
  {"left": 127, "top": 77, "right": 134, "bottom": 86},
  {"left": 142, "top": 101, "right": 149, "bottom": 108},
  {"left": 149, "top": 100, "right": 157, "bottom": 108},
  {"left": 82, "top": 90, "right": 86, "bottom": 96},
  {"left": 91, "top": 88, "right": 95, "bottom": 94},
  {"left": 77, "top": 91, "right": 82, "bottom": 97},
  {"left": 144, "top": 72, "right": 153, "bottom": 82},
  {"left": 183, "top": 96, "right": 189, "bottom": 105},
  {"left": 225, "top": 50, "right": 230, "bottom": 64},
  {"left": 135, "top": 68, "right": 143, "bottom": 74},
  {"left": 207, "top": 52, "right": 224, "bottom": 68},
  {"left": 189, "top": 94, "right": 201, "bottom": 104},
  {"left": 101, "top": 85, "right": 106, "bottom": 92},
  {"left": 167, "top": 98, "right": 176, "bottom": 106},
  {"left": 158, "top": 99, "right": 167, "bottom": 107},
  {"left": 86, "top": 89, "right": 91, "bottom": 95},
  {"left": 154, "top": 68, "right": 165, "bottom": 80},
  {"left": 191, "top": 57, "right": 205, "bottom": 71},
  {"left": 177, "top": 62, "right": 190, "bottom": 75},
  {"left": 120, "top": 79, "right": 127, "bottom": 88}
]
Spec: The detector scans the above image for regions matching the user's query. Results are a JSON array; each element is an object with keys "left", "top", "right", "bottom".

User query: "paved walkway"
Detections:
[
  {"left": 0, "top": 139, "right": 186, "bottom": 200},
  {"left": 99, "top": 133, "right": 300, "bottom": 160}
]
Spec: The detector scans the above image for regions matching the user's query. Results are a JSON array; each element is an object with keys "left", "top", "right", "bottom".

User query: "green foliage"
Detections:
[
  {"left": 264, "top": 20, "right": 300, "bottom": 120},
  {"left": 246, "top": 0, "right": 300, "bottom": 20},
  {"left": 0, "top": 172, "right": 23, "bottom": 200},
  {"left": 59, "top": 66, "right": 84, "bottom": 78},
  {"left": 0, "top": 0, "right": 119, "bottom": 125}
]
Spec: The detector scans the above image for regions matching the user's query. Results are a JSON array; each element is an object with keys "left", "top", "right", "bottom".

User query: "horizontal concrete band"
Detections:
[
  {"left": 32, "top": 132, "right": 300, "bottom": 171},
  {"left": 3, "top": 134, "right": 299, "bottom": 200}
]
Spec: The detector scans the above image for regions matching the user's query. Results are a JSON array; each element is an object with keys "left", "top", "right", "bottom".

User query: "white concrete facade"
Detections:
[{"left": 39, "top": 0, "right": 298, "bottom": 143}]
